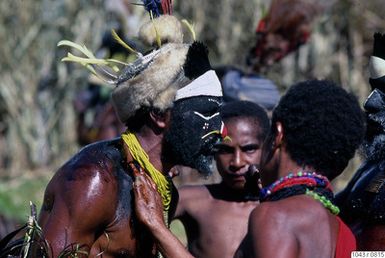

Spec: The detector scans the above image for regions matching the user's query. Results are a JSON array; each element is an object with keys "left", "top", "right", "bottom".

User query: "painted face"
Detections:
[
  {"left": 215, "top": 118, "right": 262, "bottom": 191},
  {"left": 164, "top": 96, "right": 225, "bottom": 175},
  {"left": 362, "top": 89, "right": 385, "bottom": 161}
]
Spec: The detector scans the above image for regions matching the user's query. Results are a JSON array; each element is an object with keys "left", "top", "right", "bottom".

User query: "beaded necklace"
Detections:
[
  {"left": 260, "top": 172, "right": 340, "bottom": 215},
  {"left": 121, "top": 131, "right": 173, "bottom": 224}
]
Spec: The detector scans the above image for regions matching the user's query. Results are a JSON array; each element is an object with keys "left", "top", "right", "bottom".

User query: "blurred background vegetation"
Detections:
[{"left": 0, "top": 0, "right": 385, "bottom": 239}]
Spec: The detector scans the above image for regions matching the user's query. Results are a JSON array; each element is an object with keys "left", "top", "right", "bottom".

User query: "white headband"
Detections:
[
  {"left": 175, "top": 70, "right": 223, "bottom": 100},
  {"left": 370, "top": 56, "right": 385, "bottom": 79}
]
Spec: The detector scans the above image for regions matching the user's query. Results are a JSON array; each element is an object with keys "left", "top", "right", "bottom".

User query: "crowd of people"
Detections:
[{"left": 1, "top": 0, "right": 385, "bottom": 257}]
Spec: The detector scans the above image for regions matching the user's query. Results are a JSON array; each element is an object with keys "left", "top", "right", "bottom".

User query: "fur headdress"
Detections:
[{"left": 58, "top": 1, "right": 222, "bottom": 123}]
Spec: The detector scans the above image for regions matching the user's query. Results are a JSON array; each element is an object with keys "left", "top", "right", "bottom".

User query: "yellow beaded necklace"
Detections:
[{"left": 121, "top": 131, "right": 172, "bottom": 213}]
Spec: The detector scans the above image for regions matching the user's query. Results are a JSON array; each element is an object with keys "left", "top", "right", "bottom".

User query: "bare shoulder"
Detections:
[
  {"left": 250, "top": 196, "right": 321, "bottom": 230},
  {"left": 251, "top": 195, "right": 334, "bottom": 237},
  {"left": 57, "top": 140, "right": 122, "bottom": 181},
  {"left": 175, "top": 184, "right": 211, "bottom": 218},
  {"left": 178, "top": 184, "right": 211, "bottom": 201},
  {"left": 249, "top": 201, "right": 289, "bottom": 229},
  {"left": 38, "top": 139, "right": 129, "bottom": 256},
  {"left": 43, "top": 140, "right": 124, "bottom": 213}
]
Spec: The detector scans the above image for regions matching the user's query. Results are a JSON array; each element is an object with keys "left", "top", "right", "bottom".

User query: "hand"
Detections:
[
  {"left": 130, "top": 162, "right": 196, "bottom": 258},
  {"left": 244, "top": 164, "right": 261, "bottom": 200},
  {"left": 129, "top": 162, "right": 165, "bottom": 229}
]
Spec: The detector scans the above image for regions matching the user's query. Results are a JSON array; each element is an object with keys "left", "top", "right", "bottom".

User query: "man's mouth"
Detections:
[
  {"left": 228, "top": 174, "right": 246, "bottom": 183},
  {"left": 228, "top": 170, "right": 248, "bottom": 178}
]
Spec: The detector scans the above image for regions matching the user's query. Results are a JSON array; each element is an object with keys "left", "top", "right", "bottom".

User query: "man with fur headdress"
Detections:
[{"left": 25, "top": 5, "right": 226, "bottom": 258}]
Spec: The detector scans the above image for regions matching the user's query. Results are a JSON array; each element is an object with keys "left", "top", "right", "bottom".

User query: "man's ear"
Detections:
[
  {"left": 149, "top": 109, "right": 170, "bottom": 129},
  {"left": 274, "top": 121, "right": 284, "bottom": 148}
]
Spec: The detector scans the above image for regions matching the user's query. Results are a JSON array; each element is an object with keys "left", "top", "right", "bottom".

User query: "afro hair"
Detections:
[{"left": 272, "top": 79, "right": 365, "bottom": 180}]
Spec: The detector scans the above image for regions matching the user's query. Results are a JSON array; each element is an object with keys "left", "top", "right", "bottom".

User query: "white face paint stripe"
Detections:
[
  {"left": 370, "top": 56, "right": 385, "bottom": 79},
  {"left": 193, "top": 111, "right": 220, "bottom": 120},
  {"left": 175, "top": 70, "right": 223, "bottom": 100}
]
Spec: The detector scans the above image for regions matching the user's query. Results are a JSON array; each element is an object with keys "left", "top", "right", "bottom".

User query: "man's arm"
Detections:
[
  {"left": 38, "top": 164, "right": 117, "bottom": 257},
  {"left": 131, "top": 163, "right": 195, "bottom": 258}
]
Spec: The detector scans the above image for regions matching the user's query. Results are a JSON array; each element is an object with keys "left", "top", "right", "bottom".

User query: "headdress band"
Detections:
[
  {"left": 370, "top": 56, "right": 385, "bottom": 79},
  {"left": 175, "top": 70, "right": 222, "bottom": 100}
]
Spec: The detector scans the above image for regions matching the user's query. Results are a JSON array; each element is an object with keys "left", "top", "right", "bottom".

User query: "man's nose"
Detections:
[{"left": 230, "top": 150, "right": 245, "bottom": 171}]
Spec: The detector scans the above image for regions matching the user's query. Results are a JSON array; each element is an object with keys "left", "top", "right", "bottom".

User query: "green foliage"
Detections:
[{"left": 0, "top": 175, "right": 50, "bottom": 222}]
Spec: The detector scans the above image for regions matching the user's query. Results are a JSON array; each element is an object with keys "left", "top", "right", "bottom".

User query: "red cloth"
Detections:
[{"left": 335, "top": 216, "right": 356, "bottom": 258}]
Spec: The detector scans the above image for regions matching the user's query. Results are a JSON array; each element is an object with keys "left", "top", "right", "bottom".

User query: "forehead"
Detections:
[
  {"left": 173, "top": 96, "right": 222, "bottom": 113},
  {"left": 223, "top": 117, "right": 261, "bottom": 143}
]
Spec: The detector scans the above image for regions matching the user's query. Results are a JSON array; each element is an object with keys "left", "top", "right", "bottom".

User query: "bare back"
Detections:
[
  {"left": 236, "top": 195, "right": 339, "bottom": 258},
  {"left": 174, "top": 184, "right": 258, "bottom": 258},
  {"left": 38, "top": 139, "right": 157, "bottom": 257}
]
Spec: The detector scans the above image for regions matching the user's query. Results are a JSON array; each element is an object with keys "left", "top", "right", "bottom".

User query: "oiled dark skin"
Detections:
[
  {"left": 38, "top": 139, "right": 157, "bottom": 257},
  {"left": 37, "top": 95, "right": 222, "bottom": 257}
]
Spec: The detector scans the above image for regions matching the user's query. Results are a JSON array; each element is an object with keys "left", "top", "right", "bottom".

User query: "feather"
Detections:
[
  {"left": 136, "top": 0, "right": 173, "bottom": 16},
  {"left": 181, "top": 19, "right": 196, "bottom": 41},
  {"left": 373, "top": 33, "right": 385, "bottom": 59},
  {"left": 58, "top": 40, "right": 128, "bottom": 66},
  {"left": 58, "top": 40, "right": 96, "bottom": 59},
  {"left": 149, "top": 11, "right": 162, "bottom": 48},
  {"left": 61, "top": 53, "right": 109, "bottom": 65},
  {"left": 111, "top": 29, "right": 140, "bottom": 55},
  {"left": 136, "top": 0, "right": 173, "bottom": 17},
  {"left": 161, "top": 0, "right": 173, "bottom": 15},
  {"left": 141, "top": 0, "right": 162, "bottom": 17},
  {"left": 58, "top": 40, "right": 125, "bottom": 85},
  {"left": 183, "top": 42, "right": 212, "bottom": 79}
]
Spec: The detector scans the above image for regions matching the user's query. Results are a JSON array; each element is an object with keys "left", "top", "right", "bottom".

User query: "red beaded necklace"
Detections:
[{"left": 260, "top": 171, "right": 339, "bottom": 215}]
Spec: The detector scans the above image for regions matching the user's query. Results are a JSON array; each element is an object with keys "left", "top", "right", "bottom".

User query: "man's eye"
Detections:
[{"left": 242, "top": 145, "right": 259, "bottom": 153}]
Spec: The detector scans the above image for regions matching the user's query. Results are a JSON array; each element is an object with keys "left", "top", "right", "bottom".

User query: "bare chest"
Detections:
[
  {"left": 186, "top": 201, "right": 257, "bottom": 258},
  {"left": 196, "top": 200, "right": 257, "bottom": 228}
]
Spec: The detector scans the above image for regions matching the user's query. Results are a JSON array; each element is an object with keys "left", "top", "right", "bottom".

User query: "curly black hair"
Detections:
[
  {"left": 220, "top": 100, "right": 270, "bottom": 141},
  {"left": 272, "top": 79, "right": 366, "bottom": 180}
]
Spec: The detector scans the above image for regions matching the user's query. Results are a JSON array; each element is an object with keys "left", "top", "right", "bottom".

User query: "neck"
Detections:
[
  {"left": 122, "top": 128, "right": 175, "bottom": 218},
  {"left": 127, "top": 126, "right": 172, "bottom": 174},
  {"left": 207, "top": 183, "right": 258, "bottom": 202},
  {"left": 276, "top": 148, "right": 317, "bottom": 181}
]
